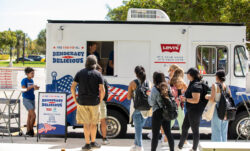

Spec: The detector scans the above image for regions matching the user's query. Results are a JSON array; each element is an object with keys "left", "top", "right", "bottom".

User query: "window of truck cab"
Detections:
[
  {"left": 86, "top": 41, "right": 114, "bottom": 76},
  {"left": 196, "top": 45, "right": 228, "bottom": 75},
  {"left": 234, "top": 45, "right": 248, "bottom": 77}
]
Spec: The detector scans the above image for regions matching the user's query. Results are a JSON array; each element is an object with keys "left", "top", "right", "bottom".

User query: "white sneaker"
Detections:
[
  {"left": 161, "top": 141, "right": 169, "bottom": 147},
  {"left": 135, "top": 146, "right": 144, "bottom": 151},
  {"left": 147, "top": 132, "right": 152, "bottom": 140},
  {"left": 174, "top": 146, "right": 182, "bottom": 151},
  {"left": 130, "top": 145, "right": 137, "bottom": 151},
  {"left": 183, "top": 141, "right": 192, "bottom": 148}
]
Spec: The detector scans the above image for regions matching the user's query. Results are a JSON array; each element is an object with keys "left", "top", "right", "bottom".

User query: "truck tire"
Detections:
[
  {"left": 98, "top": 109, "right": 127, "bottom": 138},
  {"left": 229, "top": 111, "right": 250, "bottom": 139}
]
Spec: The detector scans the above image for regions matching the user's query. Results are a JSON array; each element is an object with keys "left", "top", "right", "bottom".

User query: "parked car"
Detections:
[
  {"left": 16, "top": 57, "right": 34, "bottom": 62},
  {"left": 28, "top": 55, "right": 43, "bottom": 61}
]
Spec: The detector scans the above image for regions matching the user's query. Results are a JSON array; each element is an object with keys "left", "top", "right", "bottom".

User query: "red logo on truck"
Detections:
[{"left": 161, "top": 44, "right": 181, "bottom": 53}]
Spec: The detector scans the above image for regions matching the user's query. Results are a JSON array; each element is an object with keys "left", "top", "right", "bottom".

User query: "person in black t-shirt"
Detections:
[
  {"left": 71, "top": 55, "right": 105, "bottom": 151},
  {"left": 176, "top": 68, "right": 203, "bottom": 151}
]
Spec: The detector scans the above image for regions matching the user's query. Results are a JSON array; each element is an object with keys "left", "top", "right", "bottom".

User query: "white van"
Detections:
[{"left": 46, "top": 9, "right": 249, "bottom": 139}]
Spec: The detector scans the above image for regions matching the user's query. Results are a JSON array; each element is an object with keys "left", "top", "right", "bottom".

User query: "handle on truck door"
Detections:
[{"left": 114, "top": 75, "right": 118, "bottom": 77}]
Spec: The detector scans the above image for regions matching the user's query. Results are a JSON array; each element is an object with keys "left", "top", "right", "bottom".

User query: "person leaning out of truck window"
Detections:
[
  {"left": 21, "top": 67, "right": 40, "bottom": 137},
  {"left": 127, "top": 66, "right": 152, "bottom": 151},
  {"left": 148, "top": 71, "right": 174, "bottom": 151},
  {"left": 87, "top": 42, "right": 101, "bottom": 62},
  {"left": 106, "top": 50, "right": 114, "bottom": 75},
  {"left": 176, "top": 68, "right": 203, "bottom": 151},
  {"left": 205, "top": 70, "right": 230, "bottom": 142}
]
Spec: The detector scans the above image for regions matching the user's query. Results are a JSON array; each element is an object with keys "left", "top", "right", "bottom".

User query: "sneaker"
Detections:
[
  {"left": 82, "top": 144, "right": 91, "bottom": 151},
  {"left": 135, "top": 146, "right": 144, "bottom": 151},
  {"left": 102, "top": 138, "right": 110, "bottom": 145},
  {"left": 26, "top": 130, "right": 34, "bottom": 137},
  {"left": 183, "top": 141, "right": 192, "bottom": 148},
  {"left": 30, "top": 129, "right": 34, "bottom": 137},
  {"left": 90, "top": 142, "right": 101, "bottom": 149},
  {"left": 130, "top": 145, "right": 137, "bottom": 151},
  {"left": 147, "top": 132, "right": 152, "bottom": 140},
  {"left": 161, "top": 141, "right": 169, "bottom": 147},
  {"left": 174, "top": 146, "right": 182, "bottom": 151}
]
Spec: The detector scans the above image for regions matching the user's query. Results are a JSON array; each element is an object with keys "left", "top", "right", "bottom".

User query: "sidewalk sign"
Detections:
[{"left": 37, "top": 92, "right": 67, "bottom": 142}]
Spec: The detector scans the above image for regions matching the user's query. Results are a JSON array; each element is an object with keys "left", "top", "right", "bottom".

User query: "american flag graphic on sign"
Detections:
[{"left": 38, "top": 123, "right": 56, "bottom": 134}]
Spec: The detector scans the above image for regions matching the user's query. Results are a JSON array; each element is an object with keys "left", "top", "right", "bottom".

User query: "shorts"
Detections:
[
  {"left": 99, "top": 101, "right": 107, "bottom": 119},
  {"left": 76, "top": 104, "right": 100, "bottom": 125},
  {"left": 23, "top": 98, "right": 35, "bottom": 110}
]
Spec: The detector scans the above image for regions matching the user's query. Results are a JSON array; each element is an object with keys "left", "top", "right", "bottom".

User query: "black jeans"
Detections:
[
  {"left": 151, "top": 109, "right": 174, "bottom": 151},
  {"left": 178, "top": 108, "right": 203, "bottom": 151}
]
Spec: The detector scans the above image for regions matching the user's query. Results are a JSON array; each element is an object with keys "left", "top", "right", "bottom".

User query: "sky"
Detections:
[{"left": 0, "top": 0, "right": 124, "bottom": 40}]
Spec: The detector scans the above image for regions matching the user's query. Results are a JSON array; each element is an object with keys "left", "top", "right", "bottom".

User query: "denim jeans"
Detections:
[
  {"left": 133, "top": 110, "right": 146, "bottom": 147},
  {"left": 211, "top": 106, "right": 228, "bottom": 142}
]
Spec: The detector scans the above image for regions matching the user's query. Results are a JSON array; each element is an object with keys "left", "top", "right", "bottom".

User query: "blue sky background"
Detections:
[{"left": 0, "top": 0, "right": 123, "bottom": 40}]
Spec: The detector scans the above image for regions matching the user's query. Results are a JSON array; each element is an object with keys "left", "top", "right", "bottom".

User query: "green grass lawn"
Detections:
[{"left": 0, "top": 61, "right": 45, "bottom": 68}]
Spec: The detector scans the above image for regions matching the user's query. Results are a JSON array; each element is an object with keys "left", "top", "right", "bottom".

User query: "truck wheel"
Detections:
[
  {"left": 229, "top": 111, "right": 250, "bottom": 139},
  {"left": 98, "top": 109, "right": 127, "bottom": 138}
]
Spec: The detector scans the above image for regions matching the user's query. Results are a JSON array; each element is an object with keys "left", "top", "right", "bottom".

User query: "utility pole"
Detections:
[{"left": 23, "top": 34, "right": 26, "bottom": 65}]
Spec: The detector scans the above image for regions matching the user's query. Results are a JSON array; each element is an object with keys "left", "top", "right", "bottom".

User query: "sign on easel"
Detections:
[{"left": 37, "top": 92, "right": 67, "bottom": 142}]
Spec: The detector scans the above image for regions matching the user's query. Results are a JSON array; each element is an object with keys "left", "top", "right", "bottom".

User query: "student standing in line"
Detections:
[
  {"left": 21, "top": 67, "right": 40, "bottom": 137},
  {"left": 71, "top": 55, "right": 105, "bottom": 151},
  {"left": 176, "top": 68, "right": 204, "bottom": 151},
  {"left": 148, "top": 71, "right": 174, "bottom": 151},
  {"left": 96, "top": 64, "right": 110, "bottom": 145},
  {"left": 205, "top": 70, "right": 230, "bottom": 142},
  {"left": 127, "top": 66, "right": 151, "bottom": 151}
]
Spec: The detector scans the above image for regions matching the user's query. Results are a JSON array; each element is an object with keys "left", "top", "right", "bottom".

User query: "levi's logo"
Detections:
[{"left": 161, "top": 44, "right": 181, "bottom": 53}]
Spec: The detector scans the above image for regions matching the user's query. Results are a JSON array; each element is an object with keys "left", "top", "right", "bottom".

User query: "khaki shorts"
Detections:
[
  {"left": 76, "top": 104, "right": 100, "bottom": 125},
  {"left": 99, "top": 101, "right": 107, "bottom": 119}
]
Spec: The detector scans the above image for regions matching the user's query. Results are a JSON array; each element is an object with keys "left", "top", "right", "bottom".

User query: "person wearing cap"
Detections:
[
  {"left": 176, "top": 68, "right": 203, "bottom": 151},
  {"left": 71, "top": 55, "right": 105, "bottom": 151},
  {"left": 205, "top": 70, "right": 231, "bottom": 142}
]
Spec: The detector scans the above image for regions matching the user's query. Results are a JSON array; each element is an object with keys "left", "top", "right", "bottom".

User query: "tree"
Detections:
[
  {"left": 15, "top": 30, "right": 25, "bottom": 63},
  {"left": 0, "top": 30, "right": 17, "bottom": 66},
  {"left": 37, "top": 29, "right": 46, "bottom": 54},
  {"left": 106, "top": 0, "right": 250, "bottom": 42}
]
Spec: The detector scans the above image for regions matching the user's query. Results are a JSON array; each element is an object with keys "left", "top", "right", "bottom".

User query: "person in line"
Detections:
[
  {"left": 127, "top": 65, "right": 151, "bottom": 151},
  {"left": 96, "top": 64, "right": 110, "bottom": 145},
  {"left": 71, "top": 55, "right": 105, "bottom": 151},
  {"left": 21, "top": 67, "right": 39, "bottom": 137},
  {"left": 176, "top": 68, "right": 204, "bottom": 151},
  {"left": 205, "top": 70, "right": 230, "bottom": 142},
  {"left": 106, "top": 50, "right": 114, "bottom": 75},
  {"left": 148, "top": 71, "right": 174, "bottom": 151},
  {"left": 87, "top": 42, "right": 101, "bottom": 62}
]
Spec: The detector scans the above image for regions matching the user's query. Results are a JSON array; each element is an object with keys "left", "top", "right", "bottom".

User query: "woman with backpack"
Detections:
[
  {"left": 176, "top": 68, "right": 204, "bottom": 151},
  {"left": 205, "top": 70, "right": 231, "bottom": 142},
  {"left": 127, "top": 66, "right": 151, "bottom": 151},
  {"left": 148, "top": 71, "right": 174, "bottom": 151}
]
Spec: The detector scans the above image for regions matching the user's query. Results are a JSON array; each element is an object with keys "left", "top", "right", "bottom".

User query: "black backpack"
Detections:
[
  {"left": 157, "top": 87, "right": 178, "bottom": 121},
  {"left": 216, "top": 84, "right": 237, "bottom": 121},
  {"left": 134, "top": 80, "right": 151, "bottom": 111},
  {"left": 196, "top": 81, "right": 210, "bottom": 110}
]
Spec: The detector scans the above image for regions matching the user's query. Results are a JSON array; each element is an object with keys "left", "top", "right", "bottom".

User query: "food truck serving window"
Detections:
[
  {"left": 196, "top": 45, "right": 228, "bottom": 75},
  {"left": 234, "top": 45, "right": 248, "bottom": 77}
]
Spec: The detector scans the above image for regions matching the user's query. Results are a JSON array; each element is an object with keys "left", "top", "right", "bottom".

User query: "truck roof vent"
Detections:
[{"left": 127, "top": 8, "right": 170, "bottom": 22}]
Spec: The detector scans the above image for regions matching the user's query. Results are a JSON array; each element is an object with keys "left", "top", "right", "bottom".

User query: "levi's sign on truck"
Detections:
[{"left": 161, "top": 44, "right": 181, "bottom": 53}]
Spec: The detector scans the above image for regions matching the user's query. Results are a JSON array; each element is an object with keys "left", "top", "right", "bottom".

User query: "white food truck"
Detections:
[{"left": 46, "top": 9, "right": 249, "bottom": 138}]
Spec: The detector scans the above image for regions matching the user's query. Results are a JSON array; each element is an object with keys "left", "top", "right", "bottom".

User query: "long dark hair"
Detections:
[
  {"left": 135, "top": 66, "right": 146, "bottom": 83},
  {"left": 153, "top": 71, "right": 166, "bottom": 86},
  {"left": 186, "top": 67, "right": 202, "bottom": 81}
]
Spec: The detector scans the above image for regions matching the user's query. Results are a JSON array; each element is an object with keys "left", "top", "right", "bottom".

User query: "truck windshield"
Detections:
[{"left": 234, "top": 46, "right": 248, "bottom": 77}]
